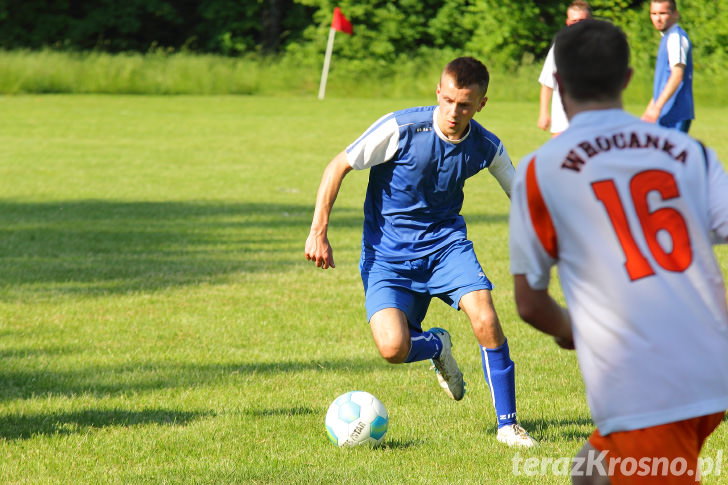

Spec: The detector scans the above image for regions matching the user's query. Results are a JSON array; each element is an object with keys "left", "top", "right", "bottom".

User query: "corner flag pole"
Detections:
[
  {"left": 318, "top": 7, "right": 352, "bottom": 100},
  {"left": 318, "top": 27, "right": 337, "bottom": 100}
]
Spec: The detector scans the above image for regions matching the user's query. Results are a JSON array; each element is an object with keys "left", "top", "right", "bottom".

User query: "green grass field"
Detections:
[{"left": 1, "top": 95, "right": 727, "bottom": 483}]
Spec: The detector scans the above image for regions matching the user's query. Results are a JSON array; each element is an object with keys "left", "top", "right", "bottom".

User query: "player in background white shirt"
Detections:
[
  {"left": 511, "top": 19, "right": 728, "bottom": 484},
  {"left": 537, "top": 1, "right": 591, "bottom": 136}
]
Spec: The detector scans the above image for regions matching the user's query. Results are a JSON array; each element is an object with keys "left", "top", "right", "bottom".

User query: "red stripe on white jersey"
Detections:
[{"left": 525, "top": 156, "right": 558, "bottom": 259}]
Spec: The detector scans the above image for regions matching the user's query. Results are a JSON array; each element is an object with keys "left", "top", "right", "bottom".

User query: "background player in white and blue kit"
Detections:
[
  {"left": 641, "top": 0, "right": 693, "bottom": 132},
  {"left": 305, "top": 57, "right": 536, "bottom": 447}
]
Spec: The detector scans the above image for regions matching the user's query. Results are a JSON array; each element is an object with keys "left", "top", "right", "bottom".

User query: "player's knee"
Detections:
[
  {"left": 370, "top": 309, "right": 410, "bottom": 363},
  {"left": 470, "top": 309, "right": 499, "bottom": 333},
  {"left": 375, "top": 340, "right": 409, "bottom": 364},
  {"left": 470, "top": 310, "right": 505, "bottom": 346}
]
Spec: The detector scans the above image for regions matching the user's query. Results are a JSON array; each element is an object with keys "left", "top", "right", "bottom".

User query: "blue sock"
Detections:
[
  {"left": 404, "top": 330, "right": 443, "bottom": 363},
  {"left": 481, "top": 339, "right": 517, "bottom": 428}
]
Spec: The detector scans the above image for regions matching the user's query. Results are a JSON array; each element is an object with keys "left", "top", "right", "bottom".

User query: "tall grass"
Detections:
[
  {"left": 0, "top": 50, "right": 313, "bottom": 96},
  {"left": 3, "top": 49, "right": 725, "bottom": 105}
]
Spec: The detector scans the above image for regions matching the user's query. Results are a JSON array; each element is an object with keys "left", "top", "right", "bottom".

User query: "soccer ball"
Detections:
[{"left": 325, "top": 391, "right": 388, "bottom": 447}]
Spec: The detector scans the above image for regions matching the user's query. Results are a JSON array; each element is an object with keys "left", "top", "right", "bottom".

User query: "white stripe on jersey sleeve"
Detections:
[
  {"left": 345, "top": 113, "right": 400, "bottom": 170},
  {"left": 666, "top": 28, "right": 689, "bottom": 66},
  {"left": 487, "top": 142, "right": 515, "bottom": 197}
]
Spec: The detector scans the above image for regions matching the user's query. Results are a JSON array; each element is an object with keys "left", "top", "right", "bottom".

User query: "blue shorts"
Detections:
[
  {"left": 659, "top": 118, "right": 692, "bottom": 133},
  {"left": 359, "top": 239, "right": 493, "bottom": 330}
]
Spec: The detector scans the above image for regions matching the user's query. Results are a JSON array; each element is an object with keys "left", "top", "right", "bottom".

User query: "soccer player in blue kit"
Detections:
[{"left": 305, "top": 57, "right": 536, "bottom": 447}]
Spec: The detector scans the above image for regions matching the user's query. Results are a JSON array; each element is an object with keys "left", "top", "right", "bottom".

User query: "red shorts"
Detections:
[{"left": 589, "top": 412, "right": 725, "bottom": 484}]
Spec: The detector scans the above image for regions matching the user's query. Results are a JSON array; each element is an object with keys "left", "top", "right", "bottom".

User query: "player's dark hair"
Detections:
[
  {"left": 443, "top": 57, "right": 489, "bottom": 97},
  {"left": 653, "top": 0, "right": 677, "bottom": 12},
  {"left": 554, "top": 19, "right": 629, "bottom": 102}
]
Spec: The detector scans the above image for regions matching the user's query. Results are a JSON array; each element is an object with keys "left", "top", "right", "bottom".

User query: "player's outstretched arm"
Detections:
[
  {"left": 305, "top": 150, "right": 353, "bottom": 269},
  {"left": 513, "top": 274, "right": 574, "bottom": 349}
]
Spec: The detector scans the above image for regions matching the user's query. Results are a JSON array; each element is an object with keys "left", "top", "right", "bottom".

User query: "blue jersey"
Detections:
[
  {"left": 345, "top": 105, "right": 513, "bottom": 261},
  {"left": 653, "top": 24, "right": 693, "bottom": 125}
]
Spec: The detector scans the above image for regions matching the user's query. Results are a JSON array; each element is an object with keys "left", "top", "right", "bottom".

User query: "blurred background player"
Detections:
[
  {"left": 510, "top": 19, "right": 728, "bottom": 483},
  {"left": 537, "top": 0, "right": 591, "bottom": 137},
  {"left": 306, "top": 57, "right": 536, "bottom": 447},
  {"left": 641, "top": 0, "right": 693, "bottom": 132}
]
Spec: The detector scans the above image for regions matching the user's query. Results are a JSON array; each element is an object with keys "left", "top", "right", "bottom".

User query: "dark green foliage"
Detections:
[
  {"left": 0, "top": 0, "right": 725, "bottom": 73},
  {"left": 0, "top": 0, "right": 313, "bottom": 54}
]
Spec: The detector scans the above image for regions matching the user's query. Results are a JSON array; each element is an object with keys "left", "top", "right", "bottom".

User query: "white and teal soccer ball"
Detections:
[{"left": 325, "top": 391, "right": 388, "bottom": 447}]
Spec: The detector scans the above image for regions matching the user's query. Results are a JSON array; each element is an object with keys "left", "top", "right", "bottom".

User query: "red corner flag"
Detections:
[
  {"left": 331, "top": 7, "right": 353, "bottom": 35},
  {"left": 319, "top": 7, "right": 352, "bottom": 99}
]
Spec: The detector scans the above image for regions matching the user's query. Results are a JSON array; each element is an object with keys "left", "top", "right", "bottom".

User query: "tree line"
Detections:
[{"left": 1, "top": 0, "right": 725, "bottom": 72}]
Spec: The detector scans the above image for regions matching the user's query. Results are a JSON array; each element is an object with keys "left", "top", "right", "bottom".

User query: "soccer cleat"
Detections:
[
  {"left": 428, "top": 327, "right": 465, "bottom": 401},
  {"left": 496, "top": 423, "right": 538, "bottom": 448}
]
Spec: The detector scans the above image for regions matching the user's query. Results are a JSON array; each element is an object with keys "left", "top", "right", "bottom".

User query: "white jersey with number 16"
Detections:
[{"left": 509, "top": 109, "right": 728, "bottom": 435}]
